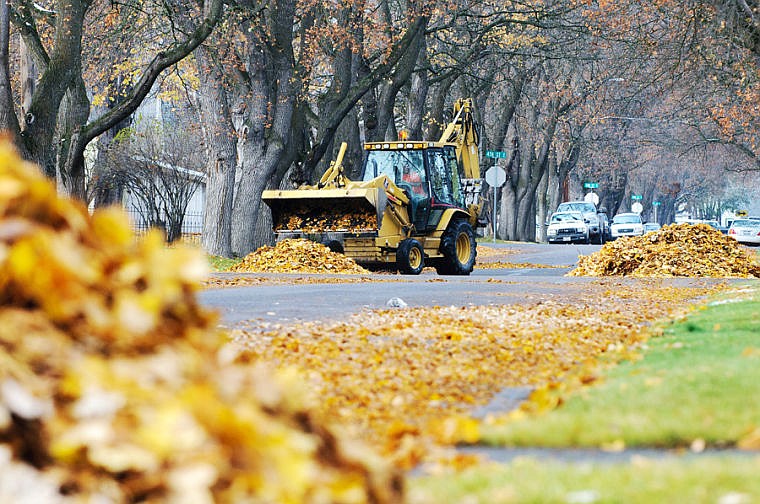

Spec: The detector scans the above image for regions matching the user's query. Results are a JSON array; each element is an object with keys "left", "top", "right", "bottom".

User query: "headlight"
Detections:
[
  {"left": 548, "top": 228, "right": 557, "bottom": 235},
  {"left": 576, "top": 226, "right": 586, "bottom": 232}
]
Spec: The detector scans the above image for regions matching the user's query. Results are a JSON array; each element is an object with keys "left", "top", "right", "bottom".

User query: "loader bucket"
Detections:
[{"left": 262, "top": 187, "right": 388, "bottom": 234}]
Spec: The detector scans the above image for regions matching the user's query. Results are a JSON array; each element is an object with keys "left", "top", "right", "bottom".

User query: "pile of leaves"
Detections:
[
  {"left": 570, "top": 223, "right": 760, "bottom": 278},
  {"left": 229, "top": 238, "right": 370, "bottom": 274},
  {"left": 0, "top": 142, "right": 401, "bottom": 503}
]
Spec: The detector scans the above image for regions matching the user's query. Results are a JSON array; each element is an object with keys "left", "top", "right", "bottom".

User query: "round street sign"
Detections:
[
  {"left": 632, "top": 202, "right": 643, "bottom": 214},
  {"left": 484, "top": 166, "right": 507, "bottom": 187},
  {"left": 584, "top": 191, "right": 599, "bottom": 205}
]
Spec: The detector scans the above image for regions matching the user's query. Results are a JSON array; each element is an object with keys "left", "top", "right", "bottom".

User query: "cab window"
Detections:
[{"left": 427, "top": 147, "right": 463, "bottom": 207}]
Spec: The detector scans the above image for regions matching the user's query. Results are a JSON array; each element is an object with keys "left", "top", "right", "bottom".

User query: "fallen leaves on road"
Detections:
[
  {"left": 477, "top": 261, "right": 563, "bottom": 269},
  {"left": 570, "top": 223, "right": 760, "bottom": 278},
  {"left": 203, "top": 274, "right": 395, "bottom": 289},
  {"left": 0, "top": 142, "right": 401, "bottom": 503},
  {"left": 229, "top": 238, "right": 370, "bottom": 274},
  {"left": 475, "top": 245, "right": 521, "bottom": 262},
  {"left": 232, "top": 280, "right": 719, "bottom": 468}
]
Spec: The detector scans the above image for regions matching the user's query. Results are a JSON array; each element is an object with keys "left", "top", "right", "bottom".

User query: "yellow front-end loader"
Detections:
[{"left": 262, "top": 98, "right": 485, "bottom": 275}]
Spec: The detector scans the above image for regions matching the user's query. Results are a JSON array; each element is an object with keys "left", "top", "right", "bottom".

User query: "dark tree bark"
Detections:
[
  {"left": 230, "top": 0, "right": 298, "bottom": 255},
  {"left": 196, "top": 44, "right": 237, "bottom": 257}
]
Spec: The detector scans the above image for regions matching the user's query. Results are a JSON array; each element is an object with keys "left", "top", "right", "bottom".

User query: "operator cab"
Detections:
[{"left": 362, "top": 143, "right": 465, "bottom": 232}]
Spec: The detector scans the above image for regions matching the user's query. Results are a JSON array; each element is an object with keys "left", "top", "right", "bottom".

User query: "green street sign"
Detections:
[
  {"left": 583, "top": 182, "right": 599, "bottom": 189},
  {"left": 485, "top": 150, "right": 506, "bottom": 159},
  {"left": 653, "top": 201, "right": 661, "bottom": 206},
  {"left": 631, "top": 194, "right": 643, "bottom": 200}
]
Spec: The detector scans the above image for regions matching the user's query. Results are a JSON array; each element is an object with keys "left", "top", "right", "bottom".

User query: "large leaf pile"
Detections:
[
  {"left": 0, "top": 143, "right": 401, "bottom": 503},
  {"left": 229, "top": 238, "right": 370, "bottom": 274},
  {"left": 570, "top": 223, "right": 760, "bottom": 277}
]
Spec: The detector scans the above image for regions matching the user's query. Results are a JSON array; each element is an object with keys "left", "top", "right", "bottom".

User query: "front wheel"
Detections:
[
  {"left": 396, "top": 238, "right": 425, "bottom": 275},
  {"left": 435, "top": 220, "right": 476, "bottom": 275}
]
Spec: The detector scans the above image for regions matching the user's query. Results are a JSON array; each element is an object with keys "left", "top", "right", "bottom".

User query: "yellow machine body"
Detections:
[{"left": 262, "top": 99, "right": 484, "bottom": 274}]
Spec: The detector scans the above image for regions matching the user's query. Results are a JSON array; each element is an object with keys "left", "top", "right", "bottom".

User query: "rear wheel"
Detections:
[
  {"left": 436, "top": 220, "right": 476, "bottom": 275},
  {"left": 322, "top": 239, "right": 344, "bottom": 253},
  {"left": 396, "top": 238, "right": 425, "bottom": 275}
]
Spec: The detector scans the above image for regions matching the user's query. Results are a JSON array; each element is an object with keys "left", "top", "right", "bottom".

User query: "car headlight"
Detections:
[
  {"left": 548, "top": 228, "right": 557, "bottom": 235},
  {"left": 576, "top": 226, "right": 586, "bottom": 232}
]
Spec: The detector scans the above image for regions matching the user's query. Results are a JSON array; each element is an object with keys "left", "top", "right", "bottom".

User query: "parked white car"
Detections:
[
  {"left": 728, "top": 219, "right": 760, "bottom": 245},
  {"left": 610, "top": 212, "right": 644, "bottom": 239},
  {"left": 547, "top": 211, "right": 589, "bottom": 244}
]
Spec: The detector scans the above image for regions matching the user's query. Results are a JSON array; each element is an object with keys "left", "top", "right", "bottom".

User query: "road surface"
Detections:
[{"left": 199, "top": 242, "right": 706, "bottom": 327}]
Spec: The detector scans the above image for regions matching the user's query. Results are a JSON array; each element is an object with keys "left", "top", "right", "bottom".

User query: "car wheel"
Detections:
[
  {"left": 396, "top": 238, "right": 424, "bottom": 275},
  {"left": 435, "top": 220, "right": 476, "bottom": 275}
]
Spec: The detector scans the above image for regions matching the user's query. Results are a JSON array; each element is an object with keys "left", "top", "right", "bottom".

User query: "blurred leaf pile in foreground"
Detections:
[
  {"left": 0, "top": 142, "right": 401, "bottom": 503},
  {"left": 570, "top": 223, "right": 760, "bottom": 277}
]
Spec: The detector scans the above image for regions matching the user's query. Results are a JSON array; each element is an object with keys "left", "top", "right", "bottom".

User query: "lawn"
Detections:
[{"left": 409, "top": 284, "right": 760, "bottom": 503}]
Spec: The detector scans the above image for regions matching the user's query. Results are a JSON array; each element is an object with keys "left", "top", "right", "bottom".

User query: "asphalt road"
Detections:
[{"left": 200, "top": 242, "right": 608, "bottom": 327}]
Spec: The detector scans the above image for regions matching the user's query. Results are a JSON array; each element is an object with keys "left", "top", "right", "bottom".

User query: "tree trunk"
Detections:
[
  {"left": 405, "top": 42, "right": 429, "bottom": 140},
  {"left": 500, "top": 94, "right": 561, "bottom": 241},
  {"left": 230, "top": 0, "right": 296, "bottom": 256},
  {"left": 374, "top": 20, "right": 425, "bottom": 141},
  {"left": 197, "top": 45, "right": 237, "bottom": 257},
  {"left": 55, "top": 76, "right": 91, "bottom": 198},
  {"left": 0, "top": 1, "right": 20, "bottom": 141}
]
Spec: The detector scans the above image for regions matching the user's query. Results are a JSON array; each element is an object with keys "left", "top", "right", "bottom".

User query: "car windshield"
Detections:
[
  {"left": 732, "top": 220, "right": 760, "bottom": 228},
  {"left": 558, "top": 202, "right": 595, "bottom": 213},
  {"left": 551, "top": 212, "right": 582, "bottom": 223},
  {"left": 613, "top": 214, "right": 641, "bottom": 224}
]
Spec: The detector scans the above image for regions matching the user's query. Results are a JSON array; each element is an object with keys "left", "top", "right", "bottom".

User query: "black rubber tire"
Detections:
[
  {"left": 435, "top": 220, "right": 476, "bottom": 275},
  {"left": 322, "top": 239, "right": 344, "bottom": 254},
  {"left": 396, "top": 238, "right": 425, "bottom": 275}
]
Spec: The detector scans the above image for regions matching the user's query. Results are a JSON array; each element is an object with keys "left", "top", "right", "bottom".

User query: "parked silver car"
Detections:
[
  {"left": 728, "top": 219, "right": 760, "bottom": 245},
  {"left": 610, "top": 213, "right": 644, "bottom": 239},
  {"left": 555, "top": 201, "right": 605, "bottom": 244},
  {"left": 643, "top": 222, "right": 661, "bottom": 233}
]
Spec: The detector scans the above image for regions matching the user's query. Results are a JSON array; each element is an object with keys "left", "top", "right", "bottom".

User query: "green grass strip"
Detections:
[
  {"left": 409, "top": 456, "right": 760, "bottom": 503},
  {"left": 206, "top": 255, "right": 242, "bottom": 272},
  {"left": 479, "top": 285, "right": 760, "bottom": 449}
]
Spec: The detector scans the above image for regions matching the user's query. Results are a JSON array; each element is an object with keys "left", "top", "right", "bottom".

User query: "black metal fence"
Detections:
[{"left": 125, "top": 209, "right": 203, "bottom": 238}]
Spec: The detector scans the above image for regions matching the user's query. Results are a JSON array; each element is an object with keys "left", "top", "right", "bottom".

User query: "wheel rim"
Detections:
[
  {"left": 409, "top": 246, "right": 422, "bottom": 269},
  {"left": 455, "top": 232, "right": 471, "bottom": 263}
]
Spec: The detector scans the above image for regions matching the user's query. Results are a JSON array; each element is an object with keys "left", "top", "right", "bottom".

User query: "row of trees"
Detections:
[{"left": 0, "top": 0, "right": 758, "bottom": 255}]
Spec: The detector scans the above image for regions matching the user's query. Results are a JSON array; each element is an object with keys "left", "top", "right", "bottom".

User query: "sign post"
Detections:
[
  {"left": 653, "top": 200, "right": 661, "bottom": 223},
  {"left": 484, "top": 165, "right": 507, "bottom": 243},
  {"left": 583, "top": 182, "right": 599, "bottom": 205}
]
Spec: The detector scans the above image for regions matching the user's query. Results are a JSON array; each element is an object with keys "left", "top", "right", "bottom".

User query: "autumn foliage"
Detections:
[{"left": 0, "top": 141, "right": 402, "bottom": 503}]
